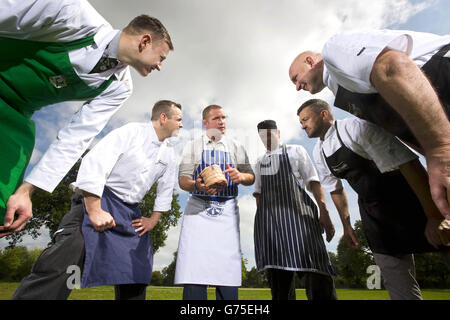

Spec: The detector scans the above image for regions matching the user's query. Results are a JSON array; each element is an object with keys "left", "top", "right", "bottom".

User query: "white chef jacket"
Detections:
[
  {"left": 70, "top": 122, "right": 176, "bottom": 212},
  {"left": 322, "top": 29, "right": 450, "bottom": 95},
  {"left": 178, "top": 134, "right": 254, "bottom": 180},
  {"left": 0, "top": 0, "right": 133, "bottom": 193},
  {"left": 254, "top": 144, "right": 319, "bottom": 194},
  {"left": 313, "top": 117, "right": 418, "bottom": 193}
]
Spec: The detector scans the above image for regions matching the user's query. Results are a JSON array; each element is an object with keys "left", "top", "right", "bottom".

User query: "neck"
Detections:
[
  {"left": 117, "top": 32, "right": 136, "bottom": 65},
  {"left": 319, "top": 122, "right": 333, "bottom": 141},
  {"left": 152, "top": 121, "right": 167, "bottom": 142}
]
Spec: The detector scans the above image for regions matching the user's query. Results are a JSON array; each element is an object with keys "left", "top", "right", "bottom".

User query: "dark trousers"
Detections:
[
  {"left": 11, "top": 194, "right": 86, "bottom": 300},
  {"left": 115, "top": 284, "right": 147, "bottom": 300},
  {"left": 183, "top": 284, "right": 238, "bottom": 300},
  {"left": 267, "top": 268, "right": 337, "bottom": 300}
]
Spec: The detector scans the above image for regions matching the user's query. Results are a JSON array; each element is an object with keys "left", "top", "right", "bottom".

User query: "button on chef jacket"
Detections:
[
  {"left": 0, "top": 0, "right": 133, "bottom": 193},
  {"left": 321, "top": 29, "right": 450, "bottom": 95},
  {"left": 71, "top": 122, "right": 176, "bottom": 210},
  {"left": 313, "top": 117, "right": 418, "bottom": 193}
]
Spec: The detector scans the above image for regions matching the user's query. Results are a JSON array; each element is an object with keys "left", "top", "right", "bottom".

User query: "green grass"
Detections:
[{"left": 0, "top": 283, "right": 449, "bottom": 300}]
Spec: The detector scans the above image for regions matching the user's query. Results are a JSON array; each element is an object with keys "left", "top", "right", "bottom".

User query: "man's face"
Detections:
[
  {"left": 135, "top": 37, "right": 170, "bottom": 76},
  {"left": 289, "top": 56, "right": 324, "bottom": 94},
  {"left": 258, "top": 129, "right": 280, "bottom": 151},
  {"left": 165, "top": 106, "right": 183, "bottom": 137},
  {"left": 298, "top": 106, "right": 323, "bottom": 138},
  {"left": 203, "top": 108, "right": 226, "bottom": 135}
]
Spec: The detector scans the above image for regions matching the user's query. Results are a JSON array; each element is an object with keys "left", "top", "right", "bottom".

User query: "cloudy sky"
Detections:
[{"left": 2, "top": 0, "right": 449, "bottom": 272}]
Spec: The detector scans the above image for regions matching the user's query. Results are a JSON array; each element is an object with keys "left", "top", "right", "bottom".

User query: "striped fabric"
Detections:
[
  {"left": 254, "top": 145, "right": 335, "bottom": 276},
  {"left": 192, "top": 149, "right": 238, "bottom": 200}
]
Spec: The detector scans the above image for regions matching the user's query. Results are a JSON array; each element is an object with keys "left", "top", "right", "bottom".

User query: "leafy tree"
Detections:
[
  {"left": 242, "top": 267, "right": 269, "bottom": 288},
  {"left": 150, "top": 270, "right": 165, "bottom": 286},
  {"left": 161, "top": 251, "right": 177, "bottom": 286},
  {"left": 0, "top": 247, "right": 43, "bottom": 281},
  {"left": 414, "top": 252, "right": 450, "bottom": 288}
]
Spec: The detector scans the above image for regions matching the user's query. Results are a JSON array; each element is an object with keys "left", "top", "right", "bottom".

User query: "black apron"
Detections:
[
  {"left": 322, "top": 121, "right": 437, "bottom": 255},
  {"left": 254, "top": 145, "right": 335, "bottom": 276},
  {"left": 333, "top": 43, "right": 450, "bottom": 150}
]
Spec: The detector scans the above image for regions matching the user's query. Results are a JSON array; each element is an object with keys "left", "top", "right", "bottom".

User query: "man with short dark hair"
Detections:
[
  {"left": 174, "top": 105, "right": 254, "bottom": 300},
  {"left": 253, "top": 119, "right": 337, "bottom": 300},
  {"left": 12, "top": 100, "right": 182, "bottom": 300},
  {"left": 0, "top": 0, "right": 174, "bottom": 237},
  {"left": 298, "top": 98, "right": 449, "bottom": 300},
  {"left": 289, "top": 29, "right": 450, "bottom": 219}
]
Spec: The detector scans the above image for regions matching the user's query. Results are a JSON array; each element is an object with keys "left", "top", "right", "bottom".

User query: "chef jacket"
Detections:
[{"left": 0, "top": 0, "right": 133, "bottom": 192}]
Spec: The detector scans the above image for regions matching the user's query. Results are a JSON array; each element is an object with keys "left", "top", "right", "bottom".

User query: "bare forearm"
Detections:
[
  {"left": 179, "top": 176, "right": 196, "bottom": 192},
  {"left": 239, "top": 172, "right": 255, "bottom": 186},
  {"left": 309, "top": 181, "right": 328, "bottom": 212},
  {"left": 370, "top": 49, "right": 450, "bottom": 151},
  {"left": 399, "top": 159, "right": 442, "bottom": 219},
  {"left": 330, "top": 188, "right": 352, "bottom": 227}
]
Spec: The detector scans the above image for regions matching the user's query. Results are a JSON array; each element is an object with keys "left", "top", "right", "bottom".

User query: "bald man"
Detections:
[{"left": 289, "top": 29, "right": 450, "bottom": 220}]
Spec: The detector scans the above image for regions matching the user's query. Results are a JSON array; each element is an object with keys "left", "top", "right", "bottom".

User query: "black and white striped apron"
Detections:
[{"left": 254, "top": 145, "right": 335, "bottom": 276}]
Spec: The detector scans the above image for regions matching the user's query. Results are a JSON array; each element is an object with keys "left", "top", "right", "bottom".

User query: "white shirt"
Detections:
[
  {"left": 254, "top": 144, "right": 319, "bottom": 194},
  {"left": 179, "top": 134, "right": 254, "bottom": 180},
  {"left": 322, "top": 29, "right": 450, "bottom": 95},
  {"left": 0, "top": 0, "right": 133, "bottom": 192},
  {"left": 70, "top": 122, "right": 176, "bottom": 211},
  {"left": 313, "top": 117, "right": 418, "bottom": 193}
]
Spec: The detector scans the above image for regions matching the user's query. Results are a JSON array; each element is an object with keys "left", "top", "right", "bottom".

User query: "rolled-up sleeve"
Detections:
[
  {"left": 312, "top": 143, "right": 343, "bottom": 193},
  {"left": 154, "top": 151, "right": 177, "bottom": 212},
  {"left": 25, "top": 69, "right": 132, "bottom": 192}
]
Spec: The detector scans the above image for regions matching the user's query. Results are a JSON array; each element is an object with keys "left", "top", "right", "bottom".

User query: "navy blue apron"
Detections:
[
  {"left": 192, "top": 140, "right": 238, "bottom": 203},
  {"left": 254, "top": 145, "right": 335, "bottom": 276},
  {"left": 322, "top": 121, "right": 438, "bottom": 255},
  {"left": 333, "top": 43, "right": 450, "bottom": 151},
  {"left": 81, "top": 187, "right": 153, "bottom": 288}
]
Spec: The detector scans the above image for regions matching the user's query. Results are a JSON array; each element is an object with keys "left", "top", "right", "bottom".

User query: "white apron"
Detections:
[{"left": 174, "top": 196, "right": 242, "bottom": 286}]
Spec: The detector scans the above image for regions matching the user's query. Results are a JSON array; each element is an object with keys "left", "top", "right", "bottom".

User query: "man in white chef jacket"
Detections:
[
  {"left": 298, "top": 98, "right": 449, "bottom": 300},
  {"left": 174, "top": 105, "right": 254, "bottom": 300},
  {"left": 0, "top": 0, "right": 174, "bottom": 238},
  {"left": 12, "top": 100, "right": 182, "bottom": 300},
  {"left": 288, "top": 29, "right": 450, "bottom": 221}
]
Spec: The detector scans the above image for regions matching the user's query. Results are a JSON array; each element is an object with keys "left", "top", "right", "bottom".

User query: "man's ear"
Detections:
[
  {"left": 321, "top": 109, "right": 329, "bottom": 119},
  {"left": 139, "top": 34, "right": 152, "bottom": 52}
]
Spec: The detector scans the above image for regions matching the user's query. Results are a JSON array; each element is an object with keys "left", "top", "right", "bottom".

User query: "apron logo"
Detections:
[
  {"left": 206, "top": 202, "right": 225, "bottom": 217},
  {"left": 49, "top": 75, "right": 68, "bottom": 88},
  {"left": 331, "top": 161, "right": 350, "bottom": 174}
]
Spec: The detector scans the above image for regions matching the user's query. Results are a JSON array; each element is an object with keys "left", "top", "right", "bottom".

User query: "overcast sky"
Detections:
[{"left": 2, "top": 0, "right": 449, "bottom": 272}]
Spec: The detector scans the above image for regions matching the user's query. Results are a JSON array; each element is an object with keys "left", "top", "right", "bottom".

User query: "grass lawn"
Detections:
[{"left": 0, "top": 282, "right": 449, "bottom": 300}]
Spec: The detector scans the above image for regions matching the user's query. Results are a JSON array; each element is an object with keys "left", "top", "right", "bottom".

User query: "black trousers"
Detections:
[
  {"left": 267, "top": 268, "right": 337, "bottom": 300},
  {"left": 114, "top": 284, "right": 147, "bottom": 300},
  {"left": 11, "top": 194, "right": 86, "bottom": 300},
  {"left": 182, "top": 284, "right": 238, "bottom": 300}
]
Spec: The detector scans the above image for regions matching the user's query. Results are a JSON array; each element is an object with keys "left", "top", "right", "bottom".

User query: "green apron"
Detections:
[{"left": 0, "top": 35, "right": 116, "bottom": 224}]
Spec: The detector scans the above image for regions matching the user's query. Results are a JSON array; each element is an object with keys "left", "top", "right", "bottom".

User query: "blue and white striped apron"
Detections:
[
  {"left": 81, "top": 187, "right": 153, "bottom": 288},
  {"left": 174, "top": 145, "right": 242, "bottom": 286},
  {"left": 254, "top": 145, "right": 335, "bottom": 276}
]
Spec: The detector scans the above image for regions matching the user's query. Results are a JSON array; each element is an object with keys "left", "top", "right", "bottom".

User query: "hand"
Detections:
[
  {"left": 132, "top": 216, "right": 159, "bottom": 237},
  {"left": 223, "top": 163, "right": 242, "bottom": 184},
  {"left": 319, "top": 209, "right": 335, "bottom": 242},
  {"left": 0, "top": 182, "right": 36, "bottom": 238},
  {"left": 343, "top": 225, "right": 361, "bottom": 250},
  {"left": 426, "top": 147, "right": 450, "bottom": 219},
  {"left": 425, "top": 217, "right": 450, "bottom": 249},
  {"left": 195, "top": 177, "right": 218, "bottom": 195},
  {"left": 87, "top": 209, "right": 116, "bottom": 232}
]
